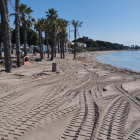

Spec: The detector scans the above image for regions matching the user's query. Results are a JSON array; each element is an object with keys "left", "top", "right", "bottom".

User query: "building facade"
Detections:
[{"left": 70, "top": 42, "right": 86, "bottom": 47}]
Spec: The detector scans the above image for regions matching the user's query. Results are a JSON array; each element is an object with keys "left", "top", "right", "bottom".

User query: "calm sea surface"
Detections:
[{"left": 96, "top": 51, "right": 140, "bottom": 72}]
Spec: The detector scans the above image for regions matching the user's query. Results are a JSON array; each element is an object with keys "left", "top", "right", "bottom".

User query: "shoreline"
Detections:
[{"left": 78, "top": 50, "right": 140, "bottom": 75}]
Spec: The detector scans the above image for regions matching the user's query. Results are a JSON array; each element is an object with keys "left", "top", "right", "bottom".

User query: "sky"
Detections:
[{"left": 8, "top": 0, "right": 140, "bottom": 46}]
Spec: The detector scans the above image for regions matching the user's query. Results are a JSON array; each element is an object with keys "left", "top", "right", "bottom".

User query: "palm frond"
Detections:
[
  {"left": 19, "top": 3, "right": 34, "bottom": 28},
  {"left": 10, "top": 13, "right": 16, "bottom": 16},
  {"left": 9, "top": 0, "right": 16, "bottom": 14}
]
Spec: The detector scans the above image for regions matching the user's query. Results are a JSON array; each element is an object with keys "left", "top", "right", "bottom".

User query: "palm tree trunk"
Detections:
[
  {"left": 0, "top": 14, "right": 2, "bottom": 59},
  {"left": 41, "top": 32, "right": 44, "bottom": 59},
  {"left": 6, "top": 0, "right": 12, "bottom": 68},
  {"left": 45, "top": 30, "right": 49, "bottom": 58},
  {"left": 74, "top": 29, "right": 76, "bottom": 59},
  {"left": 62, "top": 30, "right": 65, "bottom": 59},
  {"left": 0, "top": 42, "right": 2, "bottom": 59},
  {"left": 58, "top": 41, "right": 59, "bottom": 53},
  {"left": 65, "top": 41, "right": 66, "bottom": 53},
  {"left": 39, "top": 31, "right": 43, "bottom": 59},
  {"left": 51, "top": 30, "right": 55, "bottom": 61},
  {"left": 60, "top": 32, "right": 62, "bottom": 59},
  {"left": 23, "top": 22, "right": 27, "bottom": 56},
  {"left": 15, "top": 0, "right": 21, "bottom": 67},
  {"left": 54, "top": 45, "right": 56, "bottom": 58},
  {"left": 0, "top": 0, "right": 11, "bottom": 72}
]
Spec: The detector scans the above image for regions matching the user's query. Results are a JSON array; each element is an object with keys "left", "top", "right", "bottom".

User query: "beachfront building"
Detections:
[{"left": 70, "top": 42, "right": 86, "bottom": 47}]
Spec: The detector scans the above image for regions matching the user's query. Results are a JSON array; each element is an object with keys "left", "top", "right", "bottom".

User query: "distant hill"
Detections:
[{"left": 73, "top": 36, "right": 129, "bottom": 51}]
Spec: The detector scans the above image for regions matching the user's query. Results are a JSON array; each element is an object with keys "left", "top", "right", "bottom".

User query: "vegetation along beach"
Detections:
[{"left": 0, "top": 0, "right": 140, "bottom": 140}]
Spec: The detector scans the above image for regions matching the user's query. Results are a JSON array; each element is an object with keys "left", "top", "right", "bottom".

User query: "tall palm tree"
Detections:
[
  {"left": 56, "top": 33, "right": 60, "bottom": 53},
  {"left": 58, "top": 19, "right": 68, "bottom": 59},
  {"left": 62, "top": 20, "right": 68, "bottom": 59},
  {"left": 20, "top": 3, "right": 34, "bottom": 56},
  {"left": 34, "top": 18, "right": 45, "bottom": 59},
  {"left": 57, "top": 19, "right": 68, "bottom": 59},
  {"left": 64, "top": 33, "right": 68, "bottom": 52},
  {"left": 57, "top": 19, "right": 63, "bottom": 59},
  {"left": 15, "top": 0, "right": 20, "bottom": 67},
  {"left": 71, "top": 20, "right": 83, "bottom": 59},
  {"left": 0, "top": 21, "right": 3, "bottom": 59},
  {"left": 46, "top": 8, "right": 58, "bottom": 60},
  {"left": 44, "top": 19, "right": 50, "bottom": 58},
  {"left": 45, "top": 30, "right": 49, "bottom": 58},
  {"left": 0, "top": 0, "right": 11, "bottom": 72},
  {"left": 60, "top": 30, "right": 62, "bottom": 59}
]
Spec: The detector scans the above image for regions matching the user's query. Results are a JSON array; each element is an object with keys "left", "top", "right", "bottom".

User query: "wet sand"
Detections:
[{"left": 0, "top": 51, "right": 140, "bottom": 140}]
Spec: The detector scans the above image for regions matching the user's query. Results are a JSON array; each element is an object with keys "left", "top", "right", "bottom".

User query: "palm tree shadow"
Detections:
[
  {"left": 0, "top": 70, "right": 5, "bottom": 73},
  {"left": 46, "top": 59, "right": 52, "bottom": 61},
  {"left": 42, "top": 70, "right": 52, "bottom": 72}
]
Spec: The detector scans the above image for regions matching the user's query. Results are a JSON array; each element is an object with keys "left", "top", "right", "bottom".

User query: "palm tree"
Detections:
[
  {"left": 34, "top": 18, "right": 45, "bottom": 59},
  {"left": 64, "top": 33, "right": 68, "bottom": 52},
  {"left": 20, "top": 3, "right": 34, "bottom": 56},
  {"left": 60, "top": 30, "right": 62, "bottom": 59},
  {"left": 46, "top": 8, "right": 58, "bottom": 60},
  {"left": 71, "top": 20, "right": 83, "bottom": 59},
  {"left": 58, "top": 19, "right": 63, "bottom": 59},
  {"left": 0, "top": 0, "right": 11, "bottom": 72},
  {"left": 45, "top": 30, "right": 49, "bottom": 58},
  {"left": 57, "top": 19, "right": 68, "bottom": 59},
  {"left": 62, "top": 20, "right": 68, "bottom": 59},
  {"left": 15, "top": 0, "right": 21, "bottom": 67},
  {"left": 57, "top": 19, "right": 63, "bottom": 59},
  {"left": 0, "top": 21, "right": 3, "bottom": 59},
  {"left": 56, "top": 32, "right": 60, "bottom": 53},
  {"left": 56, "top": 33, "right": 60, "bottom": 53},
  {"left": 44, "top": 19, "right": 50, "bottom": 58}
]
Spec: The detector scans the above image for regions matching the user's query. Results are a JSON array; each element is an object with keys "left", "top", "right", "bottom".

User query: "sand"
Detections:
[{"left": 0, "top": 51, "right": 140, "bottom": 140}]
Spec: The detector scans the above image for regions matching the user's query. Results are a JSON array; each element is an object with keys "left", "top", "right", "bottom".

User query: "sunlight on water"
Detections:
[{"left": 96, "top": 51, "right": 140, "bottom": 72}]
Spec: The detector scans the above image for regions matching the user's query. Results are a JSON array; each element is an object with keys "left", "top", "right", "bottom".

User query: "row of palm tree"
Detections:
[
  {"left": 34, "top": 18, "right": 44, "bottom": 60},
  {"left": 34, "top": 8, "right": 69, "bottom": 61},
  {"left": 0, "top": 0, "right": 83, "bottom": 72},
  {"left": 15, "top": 0, "right": 20, "bottom": 67},
  {"left": 11, "top": 2, "right": 35, "bottom": 67}
]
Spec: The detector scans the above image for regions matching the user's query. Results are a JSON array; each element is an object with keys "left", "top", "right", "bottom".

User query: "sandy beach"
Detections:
[{"left": 0, "top": 51, "right": 140, "bottom": 140}]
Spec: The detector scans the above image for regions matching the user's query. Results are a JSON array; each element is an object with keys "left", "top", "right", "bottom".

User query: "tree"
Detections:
[
  {"left": 19, "top": 3, "right": 34, "bottom": 56},
  {"left": 44, "top": 19, "right": 50, "bottom": 58},
  {"left": 86, "top": 39, "right": 98, "bottom": 49},
  {"left": 46, "top": 8, "right": 58, "bottom": 60},
  {"left": 57, "top": 19, "right": 68, "bottom": 59},
  {"left": 74, "top": 36, "right": 125, "bottom": 51},
  {"left": 71, "top": 20, "right": 83, "bottom": 59},
  {"left": 15, "top": 0, "right": 20, "bottom": 67},
  {"left": 56, "top": 33, "right": 60, "bottom": 53},
  {"left": 27, "top": 29, "right": 39, "bottom": 46},
  {"left": 34, "top": 18, "right": 45, "bottom": 59},
  {"left": 0, "top": 22, "right": 3, "bottom": 59},
  {"left": 0, "top": 0, "right": 11, "bottom": 72},
  {"left": 61, "top": 20, "right": 68, "bottom": 59},
  {"left": 57, "top": 19, "right": 63, "bottom": 58},
  {"left": 12, "top": 27, "right": 39, "bottom": 46}
]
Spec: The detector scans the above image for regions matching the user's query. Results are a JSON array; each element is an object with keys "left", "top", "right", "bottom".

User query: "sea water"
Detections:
[{"left": 96, "top": 51, "right": 140, "bottom": 72}]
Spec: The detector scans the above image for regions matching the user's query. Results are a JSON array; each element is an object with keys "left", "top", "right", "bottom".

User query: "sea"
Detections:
[{"left": 96, "top": 51, "right": 140, "bottom": 72}]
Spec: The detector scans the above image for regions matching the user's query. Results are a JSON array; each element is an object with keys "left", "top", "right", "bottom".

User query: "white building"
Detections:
[{"left": 70, "top": 42, "right": 86, "bottom": 47}]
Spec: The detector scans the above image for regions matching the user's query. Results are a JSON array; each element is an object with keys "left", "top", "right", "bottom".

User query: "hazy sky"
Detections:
[{"left": 8, "top": 0, "right": 140, "bottom": 46}]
